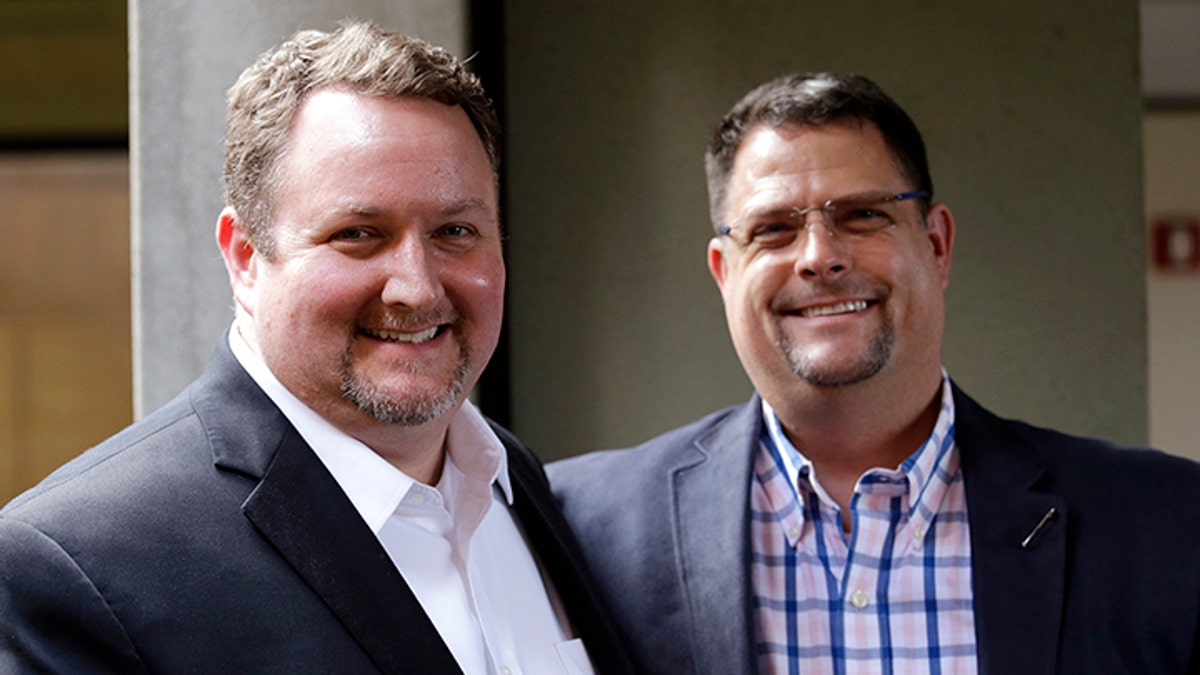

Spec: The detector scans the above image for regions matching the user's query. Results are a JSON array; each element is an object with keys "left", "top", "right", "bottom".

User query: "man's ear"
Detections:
[
  {"left": 707, "top": 236, "right": 730, "bottom": 293},
  {"left": 216, "top": 207, "right": 258, "bottom": 315},
  {"left": 924, "top": 203, "right": 955, "bottom": 288}
]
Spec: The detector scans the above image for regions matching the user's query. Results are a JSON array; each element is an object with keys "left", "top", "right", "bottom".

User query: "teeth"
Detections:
[
  {"left": 800, "top": 300, "right": 869, "bottom": 318},
  {"left": 365, "top": 326, "right": 440, "bottom": 343}
]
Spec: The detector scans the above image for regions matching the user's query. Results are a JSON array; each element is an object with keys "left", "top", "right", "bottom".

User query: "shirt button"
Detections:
[
  {"left": 849, "top": 589, "right": 870, "bottom": 609},
  {"left": 788, "top": 525, "right": 801, "bottom": 539},
  {"left": 912, "top": 525, "right": 925, "bottom": 549},
  {"left": 408, "top": 492, "right": 426, "bottom": 505},
  {"left": 501, "top": 667, "right": 513, "bottom": 675}
]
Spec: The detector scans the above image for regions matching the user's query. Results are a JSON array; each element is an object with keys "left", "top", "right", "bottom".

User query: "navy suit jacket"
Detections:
[
  {"left": 0, "top": 339, "right": 632, "bottom": 674},
  {"left": 549, "top": 388, "right": 1200, "bottom": 674}
]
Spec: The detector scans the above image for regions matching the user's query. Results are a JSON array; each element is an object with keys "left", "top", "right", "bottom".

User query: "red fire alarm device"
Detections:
[{"left": 1151, "top": 215, "right": 1200, "bottom": 273}]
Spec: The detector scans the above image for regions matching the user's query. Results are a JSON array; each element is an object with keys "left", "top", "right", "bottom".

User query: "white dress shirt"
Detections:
[{"left": 229, "top": 328, "right": 593, "bottom": 675}]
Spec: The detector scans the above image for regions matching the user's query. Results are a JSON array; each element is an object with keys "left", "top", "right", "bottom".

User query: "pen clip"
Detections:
[{"left": 1020, "top": 507, "right": 1057, "bottom": 549}]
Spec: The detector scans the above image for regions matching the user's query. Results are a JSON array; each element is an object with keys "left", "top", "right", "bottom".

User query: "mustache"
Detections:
[
  {"left": 358, "top": 306, "right": 460, "bottom": 332},
  {"left": 769, "top": 279, "right": 890, "bottom": 313}
]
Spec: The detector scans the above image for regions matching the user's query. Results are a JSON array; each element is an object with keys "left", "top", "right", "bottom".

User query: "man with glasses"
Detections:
[{"left": 550, "top": 72, "right": 1200, "bottom": 673}]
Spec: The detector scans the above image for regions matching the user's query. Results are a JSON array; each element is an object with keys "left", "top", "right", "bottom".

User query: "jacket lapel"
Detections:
[
  {"left": 193, "top": 338, "right": 461, "bottom": 675},
  {"left": 955, "top": 387, "right": 1066, "bottom": 675},
  {"left": 242, "top": 428, "right": 462, "bottom": 675},
  {"left": 672, "top": 397, "right": 762, "bottom": 674}
]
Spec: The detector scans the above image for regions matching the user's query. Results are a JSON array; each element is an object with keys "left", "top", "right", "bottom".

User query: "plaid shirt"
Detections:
[{"left": 751, "top": 379, "right": 977, "bottom": 674}]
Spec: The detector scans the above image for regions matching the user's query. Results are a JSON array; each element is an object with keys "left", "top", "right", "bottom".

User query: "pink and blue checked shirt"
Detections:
[{"left": 751, "top": 378, "right": 977, "bottom": 674}]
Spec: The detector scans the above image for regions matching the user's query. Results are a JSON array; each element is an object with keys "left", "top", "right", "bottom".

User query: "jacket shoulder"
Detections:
[
  {"left": 546, "top": 401, "right": 752, "bottom": 544},
  {"left": 548, "top": 403, "right": 748, "bottom": 488},
  {"left": 2, "top": 389, "right": 204, "bottom": 518},
  {"left": 955, "top": 386, "right": 1200, "bottom": 517}
]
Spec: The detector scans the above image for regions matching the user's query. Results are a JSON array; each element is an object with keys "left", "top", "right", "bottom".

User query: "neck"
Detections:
[
  {"left": 769, "top": 369, "right": 944, "bottom": 517},
  {"left": 344, "top": 415, "right": 454, "bottom": 486}
]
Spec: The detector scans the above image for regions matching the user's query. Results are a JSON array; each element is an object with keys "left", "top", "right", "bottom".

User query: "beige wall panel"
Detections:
[
  {"left": 22, "top": 315, "right": 132, "bottom": 488},
  {"left": 1145, "top": 111, "right": 1200, "bottom": 460},
  {"left": 0, "top": 155, "right": 130, "bottom": 311},
  {"left": 0, "top": 153, "right": 132, "bottom": 502},
  {"left": 0, "top": 323, "right": 16, "bottom": 501}
]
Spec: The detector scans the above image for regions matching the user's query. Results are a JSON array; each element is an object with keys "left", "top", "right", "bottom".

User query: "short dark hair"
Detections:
[
  {"left": 223, "top": 20, "right": 501, "bottom": 257},
  {"left": 704, "top": 72, "right": 931, "bottom": 231}
]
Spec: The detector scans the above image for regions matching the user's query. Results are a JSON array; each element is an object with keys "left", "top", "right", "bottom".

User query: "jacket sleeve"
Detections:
[{"left": 0, "top": 517, "right": 147, "bottom": 673}]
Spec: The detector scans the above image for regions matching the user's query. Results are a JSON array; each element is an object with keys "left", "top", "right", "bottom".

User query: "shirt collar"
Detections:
[
  {"left": 761, "top": 371, "right": 957, "bottom": 521},
  {"left": 227, "top": 325, "right": 513, "bottom": 534}
]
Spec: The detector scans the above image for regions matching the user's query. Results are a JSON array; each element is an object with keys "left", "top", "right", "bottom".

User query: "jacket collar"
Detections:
[{"left": 671, "top": 395, "right": 763, "bottom": 674}]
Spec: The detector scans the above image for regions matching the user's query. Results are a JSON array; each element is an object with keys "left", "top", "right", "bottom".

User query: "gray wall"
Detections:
[{"left": 504, "top": 0, "right": 1146, "bottom": 458}]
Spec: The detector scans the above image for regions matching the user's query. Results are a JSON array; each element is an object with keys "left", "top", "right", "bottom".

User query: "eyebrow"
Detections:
[
  {"left": 438, "top": 197, "right": 492, "bottom": 218},
  {"left": 738, "top": 205, "right": 802, "bottom": 223},
  {"left": 738, "top": 190, "right": 903, "bottom": 222},
  {"left": 337, "top": 197, "right": 493, "bottom": 220}
]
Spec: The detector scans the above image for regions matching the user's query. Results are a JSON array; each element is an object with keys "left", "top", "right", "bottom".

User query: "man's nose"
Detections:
[
  {"left": 380, "top": 234, "right": 444, "bottom": 308},
  {"left": 793, "top": 213, "right": 854, "bottom": 281}
]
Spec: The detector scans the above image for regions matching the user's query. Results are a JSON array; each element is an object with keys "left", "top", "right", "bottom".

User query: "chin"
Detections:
[
  {"left": 787, "top": 351, "right": 889, "bottom": 388},
  {"left": 341, "top": 366, "right": 468, "bottom": 426}
]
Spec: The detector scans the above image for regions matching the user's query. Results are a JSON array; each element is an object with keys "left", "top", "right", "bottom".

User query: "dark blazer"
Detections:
[
  {"left": 0, "top": 338, "right": 632, "bottom": 674},
  {"left": 549, "top": 388, "right": 1200, "bottom": 675}
]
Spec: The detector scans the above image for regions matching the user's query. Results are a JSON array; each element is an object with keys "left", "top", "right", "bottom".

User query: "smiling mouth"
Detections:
[
  {"left": 799, "top": 300, "right": 871, "bottom": 318},
  {"left": 361, "top": 326, "right": 443, "bottom": 344}
]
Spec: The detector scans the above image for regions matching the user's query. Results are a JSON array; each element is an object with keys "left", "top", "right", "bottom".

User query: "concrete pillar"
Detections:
[{"left": 130, "top": 0, "right": 467, "bottom": 415}]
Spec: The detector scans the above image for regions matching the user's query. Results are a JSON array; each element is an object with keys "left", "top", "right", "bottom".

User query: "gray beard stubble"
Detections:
[
  {"left": 338, "top": 332, "right": 470, "bottom": 426},
  {"left": 780, "top": 312, "right": 895, "bottom": 387}
]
